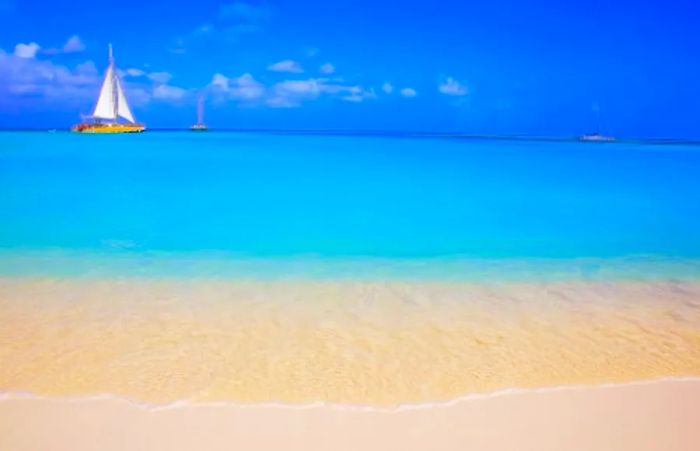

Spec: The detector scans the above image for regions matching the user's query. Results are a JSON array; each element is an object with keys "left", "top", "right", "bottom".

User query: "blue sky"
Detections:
[{"left": 0, "top": 0, "right": 699, "bottom": 137}]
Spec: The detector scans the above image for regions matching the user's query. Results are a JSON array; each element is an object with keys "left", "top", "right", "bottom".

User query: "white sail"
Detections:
[
  {"left": 116, "top": 76, "right": 136, "bottom": 123},
  {"left": 91, "top": 45, "right": 137, "bottom": 124},
  {"left": 92, "top": 64, "right": 117, "bottom": 120}
]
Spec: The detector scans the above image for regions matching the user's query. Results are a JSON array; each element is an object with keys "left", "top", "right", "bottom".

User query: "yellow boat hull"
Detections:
[{"left": 72, "top": 123, "right": 146, "bottom": 134}]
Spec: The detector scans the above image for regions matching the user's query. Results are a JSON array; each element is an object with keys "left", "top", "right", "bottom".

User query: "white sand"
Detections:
[{"left": 1, "top": 379, "right": 699, "bottom": 451}]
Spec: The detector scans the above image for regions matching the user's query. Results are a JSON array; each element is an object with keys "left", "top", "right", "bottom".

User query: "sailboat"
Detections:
[
  {"left": 579, "top": 103, "right": 614, "bottom": 142},
  {"left": 190, "top": 96, "right": 208, "bottom": 131},
  {"left": 72, "top": 45, "right": 145, "bottom": 134}
]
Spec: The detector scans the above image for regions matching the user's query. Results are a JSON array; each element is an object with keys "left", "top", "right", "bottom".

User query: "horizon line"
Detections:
[{"left": 1, "top": 127, "right": 699, "bottom": 145}]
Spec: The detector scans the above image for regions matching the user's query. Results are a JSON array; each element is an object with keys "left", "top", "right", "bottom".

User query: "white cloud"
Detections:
[
  {"left": 62, "top": 35, "right": 86, "bottom": 53},
  {"left": 273, "top": 79, "right": 322, "bottom": 96},
  {"left": 211, "top": 73, "right": 229, "bottom": 88},
  {"left": 75, "top": 61, "right": 98, "bottom": 76},
  {"left": 231, "top": 73, "right": 266, "bottom": 100},
  {"left": 267, "top": 78, "right": 374, "bottom": 107},
  {"left": 122, "top": 69, "right": 174, "bottom": 87},
  {"left": 342, "top": 87, "right": 376, "bottom": 103},
  {"left": 125, "top": 68, "right": 146, "bottom": 77},
  {"left": 400, "top": 87, "right": 417, "bottom": 97},
  {"left": 14, "top": 42, "right": 40, "bottom": 59},
  {"left": 42, "top": 36, "right": 87, "bottom": 56},
  {"left": 153, "top": 84, "right": 187, "bottom": 101},
  {"left": 265, "top": 96, "right": 298, "bottom": 108},
  {"left": 209, "top": 72, "right": 374, "bottom": 108},
  {"left": 0, "top": 48, "right": 187, "bottom": 110},
  {"left": 148, "top": 71, "right": 173, "bottom": 84},
  {"left": 268, "top": 59, "right": 304, "bottom": 73},
  {"left": 266, "top": 79, "right": 321, "bottom": 107},
  {"left": 320, "top": 63, "right": 335, "bottom": 74},
  {"left": 0, "top": 49, "right": 99, "bottom": 102},
  {"left": 382, "top": 82, "right": 394, "bottom": 94},
  {"left": 438, "top": 77, "right": 468, "bottom": 96},
  {"left": 209, "top": 72, "right": 266, "bottom": 102}
]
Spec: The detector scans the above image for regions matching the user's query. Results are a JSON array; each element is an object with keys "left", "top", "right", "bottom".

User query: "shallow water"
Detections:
[
  {"left": 1, "top": 278, "right": 699, "bottom": 404},
  {"left": 2, "top": 132, "right": 700, "bottom": 266}
]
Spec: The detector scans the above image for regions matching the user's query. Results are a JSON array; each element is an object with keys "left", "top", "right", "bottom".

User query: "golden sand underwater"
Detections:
[{"left": 1, "top": 278, "right": 699, "bottom": 405}]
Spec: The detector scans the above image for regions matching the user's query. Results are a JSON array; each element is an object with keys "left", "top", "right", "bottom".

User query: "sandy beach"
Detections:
[
  {"left": 1, "top": 277, "right": 699, "bottom": 449},
  {"left": 2, "top": 379, "right": 699, "bottom": 451}
]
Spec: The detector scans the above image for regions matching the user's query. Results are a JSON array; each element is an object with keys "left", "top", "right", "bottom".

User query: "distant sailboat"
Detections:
[
  {"left": 579, "top": 103, "right": 614, "bottom": 142},
  {"left": 190, "top": 96, "right": 208, "bottom": 131},
  {"left": 72, "top": 45, "right": 145, "bottom": 134}
]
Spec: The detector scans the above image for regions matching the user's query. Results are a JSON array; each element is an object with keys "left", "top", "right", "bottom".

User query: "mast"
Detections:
[
  {"left": 197, "top": 96, "right": 205, "bottom": 126},
  {"left": 109, "top": 44, "right": 119, "bottom": 122},
  {"left": 593, "top": 101, "right": 601, "bottom": 135}
]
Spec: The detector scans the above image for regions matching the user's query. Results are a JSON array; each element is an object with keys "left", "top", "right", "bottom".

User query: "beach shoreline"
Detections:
[
  {"left": 2, "top": 276, "right": 699, "bottom": 449},
  {"left": 2, "top": 378, "right": 699, "bottom": 451}
]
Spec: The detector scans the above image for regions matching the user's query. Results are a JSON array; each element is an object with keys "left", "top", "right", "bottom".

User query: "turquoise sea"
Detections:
[{"left": 1, "top": 131, "right": 699, "bottom": 280}]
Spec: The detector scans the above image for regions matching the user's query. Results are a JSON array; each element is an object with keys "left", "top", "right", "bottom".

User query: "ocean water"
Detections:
[
  {"left": 1, "top": 131, "right": 700, "bottom": 279},
  {"left": 2, "top": 131, "right": 700, "bottom": 404}
]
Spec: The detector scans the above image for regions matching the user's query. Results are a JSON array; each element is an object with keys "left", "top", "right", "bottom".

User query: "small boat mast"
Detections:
[{"left": 579, "top": 102, "right": 615, "bottom": 142}]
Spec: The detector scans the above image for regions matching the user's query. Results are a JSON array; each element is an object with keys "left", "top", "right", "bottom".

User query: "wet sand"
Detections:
[
  {"left": 1, "top": 278, "right": 699, "bottom": 404},
  {"left": 1, "top": 379, "right": 699, "bottom": 451}
]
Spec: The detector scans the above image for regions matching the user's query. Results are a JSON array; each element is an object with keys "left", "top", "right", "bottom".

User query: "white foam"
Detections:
[{"left": 2, "top": 376, "right": 699, "bottom": 413}]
